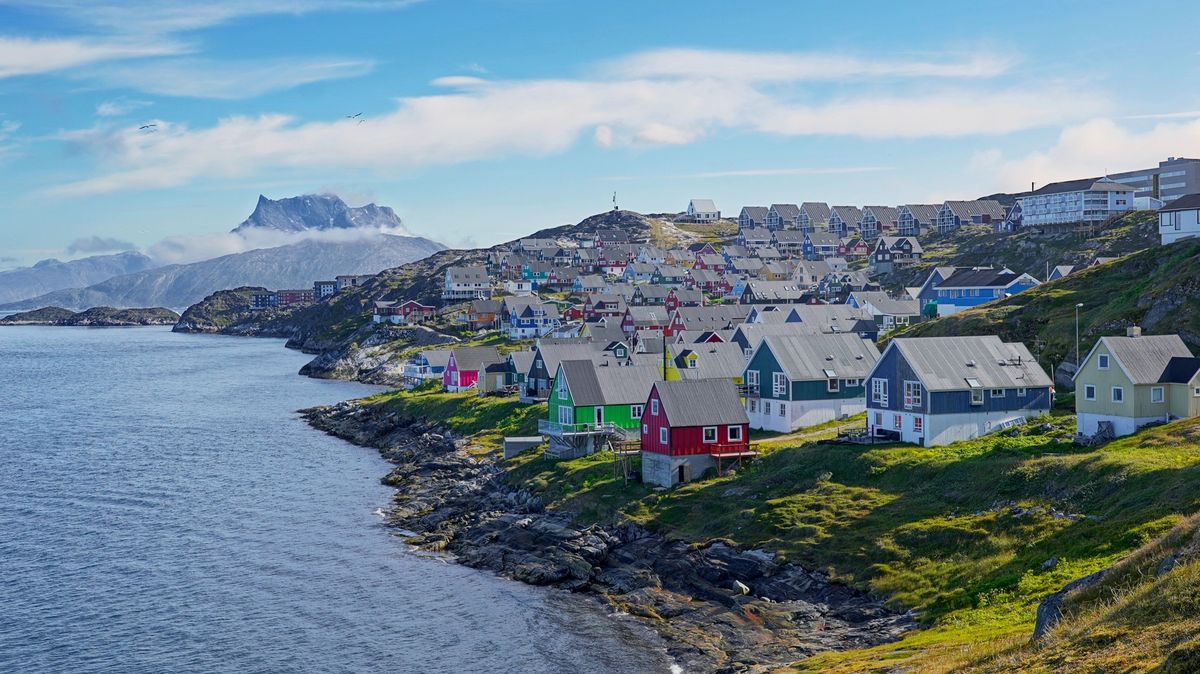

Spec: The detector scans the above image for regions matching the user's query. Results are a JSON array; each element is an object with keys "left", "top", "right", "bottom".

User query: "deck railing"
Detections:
[{"left": 538, "top": 419, "right": 618, "bottom": 436}]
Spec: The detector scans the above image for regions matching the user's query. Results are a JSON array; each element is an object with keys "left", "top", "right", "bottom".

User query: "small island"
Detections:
[{"left": 0, "top": 306, "right": 180, "bottom": 326}]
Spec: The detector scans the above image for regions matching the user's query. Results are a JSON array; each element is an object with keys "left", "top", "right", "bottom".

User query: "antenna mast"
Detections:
[{"left": 612, "top": 191, "right": 618, "bottom": 212}]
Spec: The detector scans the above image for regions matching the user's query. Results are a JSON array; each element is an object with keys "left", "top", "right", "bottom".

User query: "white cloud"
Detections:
[
  {"left": 977, "top": 117, "right": 1200, "bottom": 190},
  {"left": 605, "top": 48, "right": 1014, "bottom": 82},
  {"left": 5, "top": 0, "right": 422, "bottom": 35},
  {"left": 145, "top": 223, "right": 411, "bottom": 265},
  {"left": 65, "top": 235, "right": 136, "bottom": 254},
  {"left": 0, "top": 119, "right": 21, "bottom": 159},
  {"left": 83, "top": 56, "right": 376, "bottom": 99},
  {"left": 47, "top": 49, "right": 1108, "bottom": 195},
  {"left": 0, "top": 36, "right": 182, "bottom": 78},
  {"left": 95, "top": 98, "right": 153, "bottom": 116}
]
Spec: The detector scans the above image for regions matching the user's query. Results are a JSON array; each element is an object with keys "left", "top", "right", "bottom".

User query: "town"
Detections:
[{"left": 331, "top": 156, "right": 1200, "bottom": 488}]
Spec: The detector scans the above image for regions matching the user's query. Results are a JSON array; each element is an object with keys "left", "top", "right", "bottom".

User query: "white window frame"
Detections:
[
  {"left": 746, "top": 370, "right": 759, "bottom": 386},
  {"left": 651, "top": 399, "right": 659, "bottom": 416},
  {"left": 1194, "top": 386, "right": 1200, "bottom": 398},
  {"left": 903, "top": 380, "right": 922, "bottom": 409},
  {"left": 1097, "top": 354, "right": 1109, "bottom": 370},
  {"left": 1084, "top": 384, "right": 1096, "bottom": 401},
  {"left": 631, "top": 404, "right": 644, "bottom": 419},
  {"left": 970, "top": 388, "right": 984, "bottom": 405},
  {"left": 727, "top": 425, "right": 743, "bottom": 441},
  {"left": 990, "top": 389, "right": 1006, "bottom": 398},
  {"left": 556, "top": 376, "right": 567, "bottom": 398},
  {"left": 844, "top": 378, "right": 860, "bottom": 387},
  {"left": 913, "top": 416, "right": 923, "bottom": 433},
  {"left": 763, "top": 401, "right": 771, "bottom": 414},
  {"left": 1111, "top": 386, "right": 1124, "bottom": 403},
  {"left": 659, "top": 427, "right": 668, "bottom": 444},
  {"left": 1016, "top": 388, "right": 1027, "bottom": 397},
  {"left": 773, "top": 372, "right": 788, "bottom": 397},
  {"left": 703, "top": 426, "right": 717, "bottom": 443},
  {"left": 778, "top": 402, "right": 787, "bottom": 417},
  {"left": 871, "top": 378, "right": 888, "bottom": 405},
  {"left": 1151, "top": 387, "right": 1165, "bottom": 404},
  {"left": 827, "top": 378, "right": 840, "bottom": 393}
]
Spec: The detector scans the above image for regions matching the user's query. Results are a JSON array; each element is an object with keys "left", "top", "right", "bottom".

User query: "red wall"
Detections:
[{"left": 641, "top": 386, "right": 750, "bottom": 457}]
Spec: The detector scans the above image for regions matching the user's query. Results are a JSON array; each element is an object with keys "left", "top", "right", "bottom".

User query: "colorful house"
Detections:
[
  {"left": 664, "top": 342, "right": 747, "bottom": 384},
  {"left": 641, "top": 379, "right": 751, "bottom": 487},
  {"left": 1074, "top": 329, "right": 1200, "bottom": 438},
  {"left": 373, "top": 299, "right": 435, "bottom": 324},
  {"left": 932, "top": 268, "right": 1040, "bottom": 316},
  {"left": 744, "top": 333, "right": 880, "bottom": 431},
  {"left": 864, "top": 336, "right": 1053, "bottom": 446},
  {"left": 542, "top": 361, "right": 661, "bottom": 458},
  {"left": 443, "top": 346, "right": 503, "bottom": 392}
]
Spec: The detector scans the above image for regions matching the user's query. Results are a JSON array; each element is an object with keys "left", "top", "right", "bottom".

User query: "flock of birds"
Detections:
[{"left": 135, "top": 113, "right": 364, "bottom": 134}]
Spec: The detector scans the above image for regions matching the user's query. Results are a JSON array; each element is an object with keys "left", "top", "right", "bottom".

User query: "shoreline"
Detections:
[{"left": 302, "top": 397, "right": 915, "bottom": 673}]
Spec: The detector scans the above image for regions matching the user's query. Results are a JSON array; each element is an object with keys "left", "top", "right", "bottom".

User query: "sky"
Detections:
[{"left": 2, "top": 0, "right": 1200, "bottom": 268}]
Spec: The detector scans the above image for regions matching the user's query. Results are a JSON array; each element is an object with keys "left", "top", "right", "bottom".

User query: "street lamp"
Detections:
[{"left": 1075, "top": 303, "right": 1084, "bottom": 374}]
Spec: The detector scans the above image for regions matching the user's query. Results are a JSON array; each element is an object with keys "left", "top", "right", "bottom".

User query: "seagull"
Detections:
[
  {"left": 346, "top": 112, "right": 363, "bottom": 119},
  {"left": 138, "top": 123, "right": 157, "bottom": 131}
]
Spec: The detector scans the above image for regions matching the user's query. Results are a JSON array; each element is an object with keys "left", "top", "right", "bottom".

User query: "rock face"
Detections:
[
  {"left": 231, "top": 194, "right": 409, "bottom": 234},
  {"left": 0, "top": 251, "right": 158, "bottom": 305},
  {"left": 0, "top": 235, "right": 444, "bottom": 312},
  {"left": 0, "top": 306, "right": 179, "bottom": 326},
  {"left": 304, "top": 400, "right": 916, "bottom": 673},
  {"left": 1033, "top": 569, "right": 1108, "bottom": 641}
]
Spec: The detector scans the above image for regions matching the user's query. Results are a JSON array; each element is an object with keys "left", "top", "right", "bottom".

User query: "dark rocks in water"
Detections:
[
  {"left": 302, "top": 400, "right": 916, "bottom": 673},
  {"left": 0, "top": 306, "right": 179, "bottom": 326}
]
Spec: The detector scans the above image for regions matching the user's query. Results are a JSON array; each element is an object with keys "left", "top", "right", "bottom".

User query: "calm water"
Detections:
[{"left": 0, "top": 327, "right": 671, "bottom": 673}]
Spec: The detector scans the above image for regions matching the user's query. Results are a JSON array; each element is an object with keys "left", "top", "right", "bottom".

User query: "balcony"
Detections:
[{"left": 538, "top": 419, "right": 619, "bottom": 436}]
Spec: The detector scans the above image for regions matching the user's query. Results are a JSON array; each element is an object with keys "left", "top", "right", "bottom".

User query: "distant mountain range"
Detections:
[
  {"left": 232, "top": 194, "right": 408, "bottom": 234},
  {"left": 0, "top": 194, "right": 443, "bottom": 311},
  {"left": 0, "top": 251, "right": 158, "bottom": 305}
]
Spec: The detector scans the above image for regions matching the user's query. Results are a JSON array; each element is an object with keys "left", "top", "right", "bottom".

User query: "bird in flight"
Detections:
[
  {"left": 138, "top": 123, "right": 157, "bottom": 131},
  {"left": 346, "top": 112, "right": 363, "bottom": 119}
]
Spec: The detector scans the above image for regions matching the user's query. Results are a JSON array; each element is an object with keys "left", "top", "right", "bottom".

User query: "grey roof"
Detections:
[
  {"left": 769, "top": 203, "right": 801, "bottom": 220},
  {"left": 654, "top": 379, "right": 748, "bottom": 427},
  {"left": 937, "top": 268, "right": 1029, "bottom": 289},
  {"left": 772, "top": 230, "right": 806, "bottom": 243},
  {"left": 741, "top": 228, "right": 773, "bottom": 241},
  {"left": 889, "top": 337, "right": 1052, "bottom": 391},
  {"left": 674, "top": 305, "right": 751, "bottom": 329},
  {"left": 1159, "top": 357, "right": 1200, "bottom": 384},
  {"left": 722, "top": 245, "right": 751, "bottom": 257},
  {"left": 800, "top": 202, "right": 831, "bottom": 222},
  {"left": 447, "top": 265, "right": 489, "bottom": 283},
  {"left": 576, "top": 274, "right": 605, "bottom": 288},
  {"left": 1098, "top": 334, "right": 1192, "bottom": 384},
  {"left": 901, "top": 204, "right": 940, "bottom": 222},
  {"left": 740, "top": 206, "right": 769, "bottom": 219},
  {"left": 584, "top": 322, "right": 628, "bottom": 345},
  {"left": 506, "top": 350, "right": 535, "bottom": 373},
  {"left": 1161, "top": 193, "right": 1200, "bottom": 213},
  {"left": 535, "top": 343, "right": 608, "bottom": 376},
  {"left": 830, "top": 206, "right": 863, "bottom": 223},
  {"left": 697, "top": 253, "right": 727, "bottom": 267},
  {"left": 654, "top": 264, "right": 689, "bottom": 278},
  {"left": 878, "top": 236, "right": 924, "bottom": 254},
  {"left": 742, "top": 280, "right": 811, "bottom": 302},
  {"left": 863, "top": 206, "right": 900, "bottom": 224},
  {"left": 625, "top": 262, "right": 657, "bottom": 274},
  {"left": 794, "top": 260, "right": 832, "bottom": 282},
  {"left": 670, "top": 342, "right": 747, "bottom": 381},
  {"left": 731, "top": 257, "right": 765, "bottom": 272},
  {"left": 673, "top": 329, "right": 734, "bottom": 343},
  {"left": 449, "top": 346, "right": 503, "bottom": 373},
  {"left": 942, "top": 200, "right": 1006, "bottom": 220},
  {"left": 735, "top": 323, "right": 827, "bottom": 351},
  {"left": 848, "top": 291, "right": 920, "bottom": 316},
  {"left": 627, "top": 306, "right": 671, "bottom": 325},
  {"left": 690, "top": 198, "right": 718, "bottom": 212},
  {"left": 418, "top": 349, "right": 452, "bottom": 368},
  {"left": 785, "top": 304, "right": 873, "bottom": 328},
  {"left": 762, "top": 333, "right": 881, "bottom": 381},
  {"left": 560, "top": 361, "right": 661, "bottom": 406},
  {"left": 806, "top": 231, "right": 842, "bottom": 246},
  {"left": 635, "top": 284, "right": 671, "bottom": 300},
  {"left": 1049, "top": 265, "right": 1075, "bottom": 279},
  {"left": 1027, "top": 177, "right": 1136, "bottom": 196}
]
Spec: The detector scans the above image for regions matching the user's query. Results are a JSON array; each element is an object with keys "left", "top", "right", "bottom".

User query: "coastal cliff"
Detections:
[{"left": 302, "top": 398, "right": 914, "bottom": 673}]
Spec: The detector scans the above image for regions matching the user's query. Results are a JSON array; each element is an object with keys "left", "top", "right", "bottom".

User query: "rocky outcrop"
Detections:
[
  {"left": 1032, "top": 569, "right": 1108, "bottom": 641},
  {"left": 298, "top": 325, "right": 458, "bottom": 385},
  {"left": 303, "top": 400, "right": 915, "bottom": 673},
  {"left": 1, "top": 305, "right": 179, "bottom": 326}
]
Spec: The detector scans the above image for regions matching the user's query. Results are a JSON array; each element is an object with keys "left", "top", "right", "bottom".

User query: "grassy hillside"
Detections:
[{"left": 897, "top": 238, "right": 1200, "bottom": 366}]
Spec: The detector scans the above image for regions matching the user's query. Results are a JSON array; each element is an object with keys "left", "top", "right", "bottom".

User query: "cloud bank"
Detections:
[{"left": 65, "top": 235, "right": 137, "bottom": 255}]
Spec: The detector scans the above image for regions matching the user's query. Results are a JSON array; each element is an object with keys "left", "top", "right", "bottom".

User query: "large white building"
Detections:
[
  {"left": 1109, "top": 157, "right": 1200, "bottom": 204},
  {"left": 1018, "top": 177, "right": 1134, "bottom": 228},
  {"left": 683, "top": 199, "right": 720, "bottom": 223},
  {"left": 1159, "top": 193, "right": 1200, "bottom": 245}
]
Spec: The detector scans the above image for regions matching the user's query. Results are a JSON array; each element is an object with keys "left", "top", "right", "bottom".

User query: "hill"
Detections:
[
  {"left": 0, "top": 306, "right": 179, "bottom": 326},
  {"left": 0, "top": 234, "right": 445, "bottom": 312},
  {"left": 897, "top": 237, "right": 1200, "bottom": 371},
  {"left": 0, "top": 251, "right": 158, "bottom": 305}
]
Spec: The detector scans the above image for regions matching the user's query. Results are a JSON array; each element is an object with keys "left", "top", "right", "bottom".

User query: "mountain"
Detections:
[
  {"left": 0, "top": 251, "right": 158, "bottom": 305},
  {"left": 231, "top": 194, "right": 407, "bottom": 234},
  {"left": 0, "top": 234, "right": 444, "bottom": 312}
]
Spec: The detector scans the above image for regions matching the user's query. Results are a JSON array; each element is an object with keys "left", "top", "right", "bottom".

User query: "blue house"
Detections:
[
  {"left": 864, "top": 336, "right": 1053, "bottom": 446},
  {"left": 931, "top": 268, "right": 1040, "bottom": 316},
  {"left": 802, "top": 231, "right": 843, "bottom": 260}
]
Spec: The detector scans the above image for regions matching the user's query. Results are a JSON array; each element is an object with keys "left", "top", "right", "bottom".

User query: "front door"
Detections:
[
  {"left": 594, "top": 407, "right": 604, "bottom": 425},
  {"left": 677, "top": 464, "right": 686, "bottom": 485}
]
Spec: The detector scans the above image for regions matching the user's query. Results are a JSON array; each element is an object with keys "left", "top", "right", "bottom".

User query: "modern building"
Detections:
[
  {"left": 1109, "top": 157, "right": 1200, "bottom": 204},
  {"left": 1017, "top": 177, "right": 1135, "bottom": 228},
  {"left": 1159, "top": 193, "right": 1200, "bottom": 245},
  {"left": 313, "top": 280, "right": 337, "bottom": 298},
  {"left": 865, "top": 336, "right": 1054, "bottom": 446},
  {"left": 1074, "top": 329, "right": 1200, "bottom": 438},
  {"left": 442, "top": 266, "right": 491, "bottom": 302}
]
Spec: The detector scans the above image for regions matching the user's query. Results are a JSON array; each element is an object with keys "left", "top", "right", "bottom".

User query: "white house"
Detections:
[
  {"left": 1018, "top": 177, "right": 1135, "bottom": 228},
  {"left": 684, "top": 199, "right": 720, "bottom": 223},
  {"left": 1160, "top": 193, "right": 1200, "bottom": 245}
]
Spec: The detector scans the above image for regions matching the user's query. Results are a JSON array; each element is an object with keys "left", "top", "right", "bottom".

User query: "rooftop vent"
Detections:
[
  {"left": 1127, "top": 326, "right": 1142, "bottom": 338},
  {"left": 967, "top": 359, "right": 977, "bottom": 367}
]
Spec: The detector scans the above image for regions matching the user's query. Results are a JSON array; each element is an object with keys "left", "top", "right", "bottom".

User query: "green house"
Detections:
[{"left": 541, "top": 359, "right": 662, "bottom": 458}]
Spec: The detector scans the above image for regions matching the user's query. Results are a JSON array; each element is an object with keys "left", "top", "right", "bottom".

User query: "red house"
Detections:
[
  {"left": 374, "top": 299, "right": 435, "bottom": 324},
  {"left": 640, "top": 379, "right": 751, "bottom": 487},
  {"left": 664, "top": 288, "right": 704, "bottom": 313},
  {"left": 442, "top": 346, "right": 502, "bottom": 392}
]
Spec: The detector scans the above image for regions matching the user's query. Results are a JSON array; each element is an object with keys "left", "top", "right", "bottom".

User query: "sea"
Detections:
[{"left": 0, "top": 326, "right": 673, "bottom": 673}]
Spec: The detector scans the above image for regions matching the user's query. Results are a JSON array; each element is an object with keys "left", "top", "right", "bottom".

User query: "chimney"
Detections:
[{"left": 1127, "top": 326, "right": 1142, "bottom": 338}]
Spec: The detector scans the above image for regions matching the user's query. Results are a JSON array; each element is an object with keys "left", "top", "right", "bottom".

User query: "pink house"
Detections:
[{"left": 442, "top": 346, "right": 503, "bottom": 392}]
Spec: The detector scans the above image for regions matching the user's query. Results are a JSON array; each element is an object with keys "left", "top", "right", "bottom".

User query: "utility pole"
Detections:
[{"left": 1075, "top": 302, "right": 1084, "bottom": 376}]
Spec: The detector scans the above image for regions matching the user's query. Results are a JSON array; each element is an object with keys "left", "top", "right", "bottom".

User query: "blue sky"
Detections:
[{"left": 2, "top": 0, "right": 1199, "bottom": 268}]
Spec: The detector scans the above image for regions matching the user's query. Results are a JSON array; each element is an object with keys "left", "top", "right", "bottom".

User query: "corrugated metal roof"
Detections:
[
  {"left": 449, "top": 346, "right": 503, "bottom": 372},
  {"left": 891, "top": 337, "right": 1052, "bottom": 391},
  {"left": 561, "top": 361, "right": 661, "bottom": 406},
  {"left": 763, "top": 333, "right": 881, "bottom": 380},
  {"left": 670, "top": 342, "right": 746, "bottom": 380},
  {"left": 800, "top": 202, "right": 831, "bottom": 222},
  {"left": 655, "top": 379, "right": 749, "bottom": 427},
  {"left": 1101, "top": 334, "right": 1191, "bottom": 384}
]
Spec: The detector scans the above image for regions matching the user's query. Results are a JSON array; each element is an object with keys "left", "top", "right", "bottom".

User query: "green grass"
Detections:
[{"left": 364, "top": 387, "right": 544, "bottom": 453}]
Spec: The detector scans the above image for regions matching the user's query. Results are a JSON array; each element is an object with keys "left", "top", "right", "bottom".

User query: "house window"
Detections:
[
  {"left": 763, "top": 401, "right": 771, "bottom": 414},
  {"left": 659, "top": 427, "right": 668, "bottom": 444},
  {"left": 747, "top": 370, "right": 759, "bottom": 386},
  {"left": 556, "top": 376, "right": 567, "bottom": 398},
  {"left": 874, "top": 412, "right": 883, "bottom": 426},
  {"left": 779, "top": 402, "right": 787, "bottom": 417},
  {"left": 970, "top": 388, "right": 984, "bottom": 405},
  {"left": 903, "top": 381, "right": 922, "bottom": 409},
  {"left": 913, "top": 416, "right": 923, "bottom": 433},
  {"left": 893, "top": 414, "right": 902, "bottom": 429},
  {"left": 728, "top": 425, "right": 743, "bottom": 441},
  {"left": 1098, "top": 354, "right": 1109, "bottom": 370},
  {"left": 1017, "top": 388, "right": 1027, "bottom": 397},
  {"left": 990, "top": 389, "right": 1006, "bottom": 398},
  {"left": 651, "top": 399, "right": 659, "bottom": 416},
  {"left": 827, "top": 378, "right": 840, "bottom": 393},
  {"left": 1084, "top": 384, "right": 1097, "bottom": 400},
  {"left": 844, "top": 379, "right": 860, "bottom": 387},
  {"left": 631, "top": 404, "right": 644, "bottom": 419},
  {"left": 1151, "top": 387, "right": 1165, "bottom": 403},
  {"left": 703, "top": 427, "right": 717, "bottom": 443},
  {"left": 1112, "top": 386, "right": 1124, "bottom": 403},
  {"left": 642, "top": 424, "right": 648, "bottom": 435},
  {"left": 748, "top": 399, "right": 757, "bottom": 413},
  {"left": 773, "top": 373, "right": 787, "bottom": 396},
  {"left": 1194, "top": 386, "right": 1200, "bottom": 398},
  {"left": 871, "top": 378, "right": 888, "bottom": 405}
]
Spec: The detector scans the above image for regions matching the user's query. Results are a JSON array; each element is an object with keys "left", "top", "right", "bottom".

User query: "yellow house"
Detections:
[{"left": 663, "top": 342, "right": 746, "bottom": 386}]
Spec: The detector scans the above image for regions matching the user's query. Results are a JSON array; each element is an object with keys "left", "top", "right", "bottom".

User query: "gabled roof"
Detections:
[
  {"left": 761, "top": 333, "right": 881, "bottom": 381},
  {"left": 674, "top": 329, "right": 734, "bottom": 343},
  {"left": 772, "top": 230, "right": 806, "bottom": 243},
  {"left": 878, "top": 236, "right": 924, "bottom": 254},
  {"left": 741, "top": 280, "right": 811, "bottom": 301},
  {"left": 888, "top": 336, "right": 1052, "bottom": 391},
  {"left": 506, "top": 350, "right": 535, "bottom": 373},
  {"left": 625, "top": 262, "right": 657, "bottom": 274},
  {"left": 785, "top": 304, "right": 874, "bottom": 331},
  {"left": 1161, "top": 193, "right": 1200, "bottom": 212},
  {"left": 901, "top": 204, "right": 941, "bottom": 222},
  {"left": 687, "top": 268, "right": 725, "bottom": 283},
  {"left": 670, "top": 342, "right": 747, "bottom": 380},
  {"left": 417, "top": 349, "right": 452, "bottom": 368},
  {"left": 469, "top": 299, "right": 503, "bottom": 313},
  {"left": 740, "top": 228, "right": 773, "bottom": 241},
  {"left": 626, "top": 306, "right": 671, "bottom": 325},
  {"left": 634, "top": 284, "right": 671, "bottom": 300},
  {"left": 1027, "top": 177, "right": 1136, "bottom": 196},
  {"left": 447, "top": 266, "right": 489, "bottom": 283},
  {"left": 690, "top": 198, "right": 718, "bottom": 212},
  {"left": 449, "top": 346, "right": 503, "bottom": 372},
  {"left": 654, "top": 264, "right": 689, "bottom": 278},
  {"left": 849, "top": 291, "right": 921, "bottom": 316},
  {"left": 863, "top": 206, "right": 900, "bottom": 224},
  {"left": 1092, "top": 334, "right": 1192, "bottom": 385},
  {"left": 800, "top": 202, "right": 831, "bottom": 222},
  {"left": 559, "top": 361, "right": 661, "bottom": 407},
  {"left": 673, "top": 305, "right": 750, "bottom": 329},
  {"left": 937, "top": 268, "right": 1027, "bottom": 289},
  {"left": 722, "top": 245, "right": 751, "bottom": 257},
  {"left": 654, "top": 379, "right": 748, "bottom": 427},
  {"left": 534, "top": 343, "right": 608, "bottom": 376},
  {"left": 769, "top": 203, "right": 800, "bottom": 220},
  {"left": 806, "top": 231, "right": 843, "bottom": 246},
  {"left": 830, "top": 206, "right": 863, "bottom": 223},
  {"left": 1159, "top": 357, "right": 1200, "bottom": 384},
  {"left": 739, "top": 206, "right": 769, "bottom": 219},
  {"left": 576, "top": 274, "right": 605, "bottom": 287},
  {"left": 941, "top": 200, "right": 1006, "bottom": 220}
]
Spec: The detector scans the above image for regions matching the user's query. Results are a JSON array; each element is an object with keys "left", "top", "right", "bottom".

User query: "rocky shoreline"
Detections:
[{"left": 303, "top": 399, "right": 915, "bottom": 673}]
